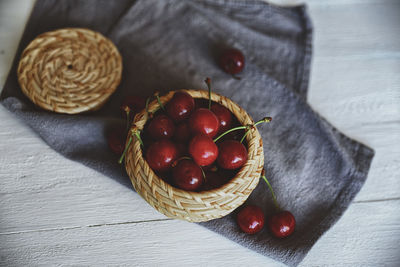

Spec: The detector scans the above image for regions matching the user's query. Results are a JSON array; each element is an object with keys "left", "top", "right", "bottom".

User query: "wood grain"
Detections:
[{"left": 1, "top": 200, "right": 398, "bottom": 266}]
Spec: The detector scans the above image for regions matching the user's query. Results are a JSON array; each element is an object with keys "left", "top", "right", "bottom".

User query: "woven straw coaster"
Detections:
[{"left": 17, "top": 28, "right": 122, "bottom": 114}]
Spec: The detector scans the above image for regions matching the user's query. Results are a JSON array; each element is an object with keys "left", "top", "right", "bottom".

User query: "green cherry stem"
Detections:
[
  {"left": 213, "top": 116, "right": 272, "bottom": 143},
  {"left": 118, "top": 129, "right": 143, "bottom": 164},
  {"left": 261, "top": 169, "right": 280, "bottom": 211},
  {"left": 118, "top": 136, "right": 132, "bottom": 164},
  {"left": 240, "top": 129, "right": 249, "bottom": 143},
  {"left": 123, "top": 106, "right": 131, "bottom": 132},
  {"left": 145, "top": 96, "right": 151, "bottom": 114},
  {"left": 155, "top": 92, "right": 165, "bottom": 111},
  {"left": 200, "top": 166, "right": 207, "bottom": 182},
  {"left": 205, "top": 77, "right": 212, "bottom": 110}
]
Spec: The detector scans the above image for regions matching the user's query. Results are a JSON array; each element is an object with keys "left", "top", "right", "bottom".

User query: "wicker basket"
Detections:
[
  {"left": 17, "top": 28, "right": 122, "bottom": 114},
  {"left": 125, "top": 90, "right": 264, "bottom": 222}
]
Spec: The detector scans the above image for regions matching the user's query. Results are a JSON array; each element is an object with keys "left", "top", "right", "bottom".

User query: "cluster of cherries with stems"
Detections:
[
  {"left": 108, "top": 47, "right": 245, "bottom": 154},
  {"left": 117, "top": 77, "right": 272, "bottom": 192},
  {"left": 108, "top": 48, "right": 295, "bottom": 237},
  {"left": 237, "top": 169, "right": 296, "bottom": 238}
]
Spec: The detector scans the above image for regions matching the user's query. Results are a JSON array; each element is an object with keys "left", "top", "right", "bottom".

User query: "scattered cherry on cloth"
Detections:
[
  {"left": 220, "top": 48, "right": 245, "bottom": 75},
  {"left": 237, "top": 205, "right": 265, "bottom": 234}
]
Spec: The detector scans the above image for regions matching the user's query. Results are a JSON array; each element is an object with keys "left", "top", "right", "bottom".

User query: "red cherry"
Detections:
[
  {"left": 146, "top": 140, "right": 178, "bottom": 172},
  {"left": 220, "top": 48, "right": 245, "bottom": 75},
  {"left": 217, "top": 140, "right": 248, "bottom": 170},
  {"left": 121, "top": 95, "right": 146, "bottom": 115},
  {"left": 147, "top": 114, "right": 175, "bottom": 140},
  {"left": 166, "top": 91, "right": 195, "bottom": 122},
  {"left": 107, "top": 128, "right": 126, "bottom": 155},
  {"left": 174, "top": 122, "right": 191, "bottom": 143},
  {"left": 211, "top": 104, "right": 232, "bottom": 134},
  {"left": 175, "top": 142, "right": 187, "bottom": 157},
  {"left": 172, "top": 159, "right": 204, "bottom": 191},
  {"left": 201, "top": 171, "right": 228, "bottom": 190},
  {"left": 189, "top": 134, "right": 218, "bottom": 166},
  {"left": 268, "top": 211, "right": 296, "bottom": 238},
  {"left": 189, "top": 108, "right": 220, "bottom": 138},
  {"left": 237, "top": 205, "right": 265, "bottom": 234}
]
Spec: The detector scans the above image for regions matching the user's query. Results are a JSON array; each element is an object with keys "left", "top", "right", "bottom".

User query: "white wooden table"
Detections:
[{"left": 1, "top": 0, "right": 399, "bottom": 266}]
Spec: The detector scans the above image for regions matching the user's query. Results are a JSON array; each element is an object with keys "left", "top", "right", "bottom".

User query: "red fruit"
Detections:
[
  {"left": 189, "top": 134, "right": 218, "bottom": 166},
  {"left": 121, "top": 95, "right": 146, "bottom": 115},
  {"left": 147, "top": 114, "right": 175, "bottom": 140},
  {"left": 202, "top": 171, "right": 227, "bottom": 190},
  {"left": 107, "top": 128, "right": 126, "bottom": 155},
  {"left": 211, "top": 104, "right": 232, "bottom": 133},
  {"left": 220, "top": 48, "right": 245, "bottom": 75},
  {"left": 166, "top": 91, "right": 195, "bottom": 122},
  {"left": 217, "top": 140, "right": 248, "bottom": 170},
  {"left": 268, "top": 211, "right": 296, "bottom": 238},
  {"left": 146, "top": 140, "right": 178, "bottom": 172},
  {"left": 189, "top": 108, "right": 219, "bottom": 138},
  {"left": 237, "top": 205, "right": 265, "bottom": 234},
  {"left": 174, "top": 122, "right": 191, "bottom": 143},
  {"left": 175, "top": 142, "right": 187, "bottom": 157},
  {"left": 172, "top": 159, "right": 204, "bottom": 191}
]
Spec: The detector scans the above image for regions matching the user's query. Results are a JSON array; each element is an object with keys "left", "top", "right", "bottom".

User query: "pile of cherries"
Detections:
[
  {"left": 129, "top": 78, "right": 269, "bottom": 192},
  {"left": 108, "top": 47, "right": 296, "bottom": 238}
]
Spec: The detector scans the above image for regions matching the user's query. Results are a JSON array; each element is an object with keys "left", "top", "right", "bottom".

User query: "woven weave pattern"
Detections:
[
  {"left": 17, "top": 28, "right": 122, "bottom": 114},
  {"left": 125, "top": 90, "right": 264, "bottom": 222}
]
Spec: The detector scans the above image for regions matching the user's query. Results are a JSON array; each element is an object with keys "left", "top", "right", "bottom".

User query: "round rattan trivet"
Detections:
[
  {"left": 125, "top": 90, "right": 264, "bottom": 222},
  {"left": 17, "top": 28, "right": 122, "bottom": 114}
]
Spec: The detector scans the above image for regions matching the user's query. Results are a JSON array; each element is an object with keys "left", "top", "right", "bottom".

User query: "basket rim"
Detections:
[{"left": 127, "top": 89, "right": 263, "bottom": 197}]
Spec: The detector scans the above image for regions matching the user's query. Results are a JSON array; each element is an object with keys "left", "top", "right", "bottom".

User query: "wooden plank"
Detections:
[
  {"left": 0, "top": 0, "right": 35, "bottom": 88},
  {"left": 309, "top": 56, "right": 400, "bottom": 128},
  {"left": 308, "top": 1, "right": 400, "bottom": 57},
  {"left": 1, "top": 200, "right": 398, "bottom": 266}
]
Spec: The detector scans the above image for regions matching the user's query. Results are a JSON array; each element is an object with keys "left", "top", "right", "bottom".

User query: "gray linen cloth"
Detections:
[{"left": 0, "top": 0, "right": 374, "bottom": 265}]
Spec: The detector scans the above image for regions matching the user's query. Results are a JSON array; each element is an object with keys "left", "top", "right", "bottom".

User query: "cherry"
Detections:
[
  {"left": 147, "top": 114, "right": 175, "bottom": 140},
  {"left": 166, "top": 91, "right": 195, "bottom": 122},
  {"left": 268, "top": 211, "right": 296, "bottom": 238},
  {"left": 217, "top": 140, "right": 247, "bottom": 170},
  {"left": 175, "top": 142, "right": 187, "bottom": 157},
  {"left": 237, "top": 205, "right": 265, "bottom": 234},
  {"left": 107, "top": 128, "right": 126, "bottom": 155},
  {"left": 261, "top": 170, "right": 296, "bottom": 238},
  {"left": 174, "top": 122, "right": 191, "bottom": 143},
  {"left": 201, "top": 171, "right": 227, "bottom": 190},
  {"left": 220, "top": 48, "right": 245, "bottom": 75},
  {"left": 121, "top": 95, "right": 146, "bottom": 116},
  {"left": 189, "top": 134, "right": 218, "bottom": 166},
  {"left": 146, "top": 139, "right": 178, "bottom": 172},
  {"left": 211, "top": 103, "right": 232, "bottom": 134},
  {"left": 172, "top": 159, "right": 204, "bottom": 191},
  {"left": 189, "top": 108, "right": 220, "bottom": 138}
]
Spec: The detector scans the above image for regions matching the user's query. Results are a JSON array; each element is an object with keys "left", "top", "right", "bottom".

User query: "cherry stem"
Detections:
[
  {"left": 261, "top": 169, "right": 280, "bottom": 211},
  {"left": 118, "top": 136, "right": 132, "bottom": 164},
  {"left": 118, "top": 129, "right": 143, "bottom": 164},
  {"left": 240, "top": 129, "right": 249, "bottom": 143},
  {"left": 123, "top": 106, "right": 131, "bottom": 132},
  {"left": 205, "top": 77, "right": 212, "bottom": 110},
  {"left": 213, "top": 116, "right": 272, "bottom": 143},
  {"left": 155, "top": 92, "right": 165, "bottom": 111},
  {"left": 145, "top": 96, "right": 151, "bottom": 114},
  {"left": 200, "top": 166, "right": 206, "bottom": 182},
  {"left": 171, "top": 156, "right": 192, "bottom": 168}
]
